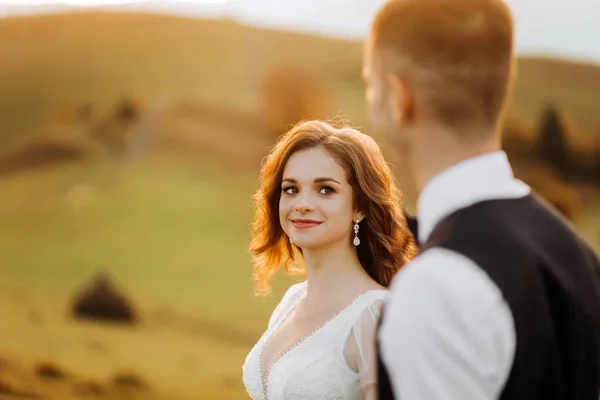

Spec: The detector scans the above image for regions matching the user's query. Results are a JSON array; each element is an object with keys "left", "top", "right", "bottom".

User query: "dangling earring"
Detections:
[
  {"left": 353, "top": 219, "right": 360, "bottom": 246},
  {"left": 289, "top": 236, "right": 293, "bottom": 245}
]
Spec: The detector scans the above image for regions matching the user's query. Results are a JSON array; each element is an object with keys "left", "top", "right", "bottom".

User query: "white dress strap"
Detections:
[{"left": 267, "top": 281, "right": 307, "bottom": 330}]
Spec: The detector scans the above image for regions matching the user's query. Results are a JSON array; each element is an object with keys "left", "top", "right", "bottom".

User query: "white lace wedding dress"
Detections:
[{"left": 242, "top": 281, "right": 386, "bottom": 400}]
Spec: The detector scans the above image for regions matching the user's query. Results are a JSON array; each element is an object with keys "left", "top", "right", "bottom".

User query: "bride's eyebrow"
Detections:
[
  {"left": 281, "top": 177, "right": 341, "bottom": 184},
  {"left": 314, "top": 177, "right": 341, "bottom": 184}
]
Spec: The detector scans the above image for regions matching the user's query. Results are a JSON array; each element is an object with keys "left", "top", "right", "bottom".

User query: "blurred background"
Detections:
[{"left": 0, "top": 0, "right": 599, "bottom": 399}]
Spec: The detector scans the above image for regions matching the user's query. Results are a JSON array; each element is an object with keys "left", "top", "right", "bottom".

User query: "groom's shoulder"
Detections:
[{"left": 388, "top": 247, "right": 505, "bottom": 312}]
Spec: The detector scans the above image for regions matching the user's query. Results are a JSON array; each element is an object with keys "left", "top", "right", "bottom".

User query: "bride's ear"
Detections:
[{"left": 354, "top": 211, "right": 365, "bottom": 223}]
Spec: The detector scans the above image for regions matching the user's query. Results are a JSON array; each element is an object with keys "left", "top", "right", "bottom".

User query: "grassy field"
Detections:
[
  {"left": 0, "top": 153, "right": 304, "bottom": 399},
  {"left": 1, "top": 10, "right": 600, "bottom": 400}
]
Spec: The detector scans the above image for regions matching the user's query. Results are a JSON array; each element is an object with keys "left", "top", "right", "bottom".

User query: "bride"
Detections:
[{"left": 242, "top": 120, "right": 417, "bottom": 399}]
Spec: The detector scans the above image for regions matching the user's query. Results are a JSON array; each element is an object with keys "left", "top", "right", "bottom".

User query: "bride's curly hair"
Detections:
[{"left": 249, "top": 120, "right": 417, "bottom": 295}]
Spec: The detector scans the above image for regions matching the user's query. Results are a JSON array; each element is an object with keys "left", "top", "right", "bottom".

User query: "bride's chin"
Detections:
[
  {"left": 290, "top": 239, "right": 315, "bottom": 249},
  {"left": 292, "top": 239, "right": 330, "bottom": 251}
]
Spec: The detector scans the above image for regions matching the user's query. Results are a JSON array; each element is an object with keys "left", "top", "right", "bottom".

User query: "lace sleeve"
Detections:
[{"left": 342, "top": 298, "right": 385, "bottom": 400}]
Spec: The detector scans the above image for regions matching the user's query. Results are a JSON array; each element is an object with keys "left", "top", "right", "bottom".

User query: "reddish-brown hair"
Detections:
[
  {"left": 370, "top": 0, "right": 516, "bottom": 133},
  {"left": 249, "top": 120, "right": 417, "bottom": 295}
]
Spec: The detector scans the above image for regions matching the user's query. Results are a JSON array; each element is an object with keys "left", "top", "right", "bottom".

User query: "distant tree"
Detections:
[
  {"left": 534, "top": 104, "right": 571, "bottom": 176},
  {"left": 90, "top": 97, "right": 142, "bottom": 157},
  {"left": 115, "top": 98, "right": 140, "bottom": 126},
  {"left": 501, "top": 115, "right": 534, "bottom": 158},
  {"left": 260, "top": 66, "right": 329, "bottom": 141}
]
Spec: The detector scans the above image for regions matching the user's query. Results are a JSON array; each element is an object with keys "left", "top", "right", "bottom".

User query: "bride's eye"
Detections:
[
  {"left": 318, "top": 186, "right": 335, "bottom": 195},
  {"left": 282, "top": 186, "right": 297, "bottom": 195}
]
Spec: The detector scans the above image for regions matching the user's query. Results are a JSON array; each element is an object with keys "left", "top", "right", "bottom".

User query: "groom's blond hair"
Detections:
[{"left": 370, "top": 0, "right": 515, "bottom": 135}]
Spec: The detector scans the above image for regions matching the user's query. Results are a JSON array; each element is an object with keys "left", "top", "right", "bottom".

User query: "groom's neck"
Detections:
[{"left": 410, "top": 125, "right": 500, "bottom": 193}]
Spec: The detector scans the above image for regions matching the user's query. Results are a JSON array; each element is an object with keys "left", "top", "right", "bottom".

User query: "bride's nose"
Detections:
[
  {"left": 294, "top": 195, "right": 316, "bottom": 214},
  {"left": 294, "top": 204, "right": 315, "bottom": 213}
]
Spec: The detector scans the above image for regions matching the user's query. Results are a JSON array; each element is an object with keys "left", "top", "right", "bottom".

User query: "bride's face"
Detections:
[{"left": 279, "top": 146, "right": 360, "bottom": 250}]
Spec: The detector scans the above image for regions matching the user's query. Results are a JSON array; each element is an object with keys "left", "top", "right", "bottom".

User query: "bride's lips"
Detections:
[{"left": 291, "top": 219, "right": 323, "bottom": 229}]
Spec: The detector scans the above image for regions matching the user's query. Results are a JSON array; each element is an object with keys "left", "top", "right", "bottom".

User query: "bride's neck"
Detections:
[{"left": 301, "top": 242, "right": 365, "bottom": 306}]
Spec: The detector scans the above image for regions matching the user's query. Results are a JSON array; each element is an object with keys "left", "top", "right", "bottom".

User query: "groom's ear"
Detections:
[{"left": 387, "top": 73, "right": 415, "bottom": 126}]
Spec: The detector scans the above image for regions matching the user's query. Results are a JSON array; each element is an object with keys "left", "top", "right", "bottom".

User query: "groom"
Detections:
[{"left": 363, "top": 0, "right": 600, "bottom": 399}]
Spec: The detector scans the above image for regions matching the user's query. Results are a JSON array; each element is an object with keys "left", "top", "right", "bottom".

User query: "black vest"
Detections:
[
  {"left": 378, "top": 195, "right": 600, "bottom": 399},
  {"left": 404, "top": 213, "right": 419, "bottom": 245}
]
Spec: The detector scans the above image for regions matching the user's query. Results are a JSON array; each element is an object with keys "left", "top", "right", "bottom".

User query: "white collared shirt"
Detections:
[{"left": 379, "top": 151, "right": 531, "bottom": 399}]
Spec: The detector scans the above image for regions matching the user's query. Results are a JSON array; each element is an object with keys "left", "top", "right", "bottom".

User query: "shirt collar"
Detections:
[{"left": 417, "top": 151, "right": 531, "bottom": 244}]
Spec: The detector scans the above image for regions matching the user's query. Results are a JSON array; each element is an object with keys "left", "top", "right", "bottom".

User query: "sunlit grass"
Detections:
[{"left": 0, "top": 154, "right": 301, "bottom": 398}]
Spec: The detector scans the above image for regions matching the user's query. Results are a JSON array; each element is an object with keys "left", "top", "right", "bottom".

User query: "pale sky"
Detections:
[{"left": 1, "top": 0, "right": 599, "bottom": 63}]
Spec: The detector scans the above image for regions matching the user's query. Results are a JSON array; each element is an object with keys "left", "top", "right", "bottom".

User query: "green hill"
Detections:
[{"left": 1, "top": 11, "right": 600, "bottom": 148}]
